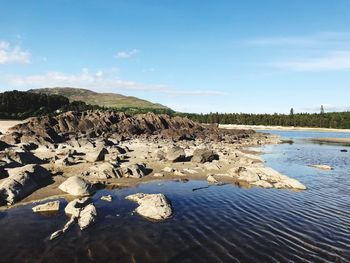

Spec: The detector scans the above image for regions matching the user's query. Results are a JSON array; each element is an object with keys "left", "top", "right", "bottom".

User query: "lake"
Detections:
[{"left": 0, "top": 130, "right": 349, "bottom": 262}]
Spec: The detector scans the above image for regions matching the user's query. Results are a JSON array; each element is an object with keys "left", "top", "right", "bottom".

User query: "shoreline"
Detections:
[{"left": 219, "top": 124, "right": 350, "bottom": 133}]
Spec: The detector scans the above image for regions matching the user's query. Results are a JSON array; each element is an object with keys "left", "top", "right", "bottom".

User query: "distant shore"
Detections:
[{"left": 219, "top": 124, "right": 350, "bottom": 133}]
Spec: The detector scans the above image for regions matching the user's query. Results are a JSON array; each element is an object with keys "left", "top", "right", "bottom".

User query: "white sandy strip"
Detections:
[
  {"left": 219, "top": 124, "right": 350, "bottom": 133},
  {"left": 0, "top": 120, "right": 26, "bottom": 134}
]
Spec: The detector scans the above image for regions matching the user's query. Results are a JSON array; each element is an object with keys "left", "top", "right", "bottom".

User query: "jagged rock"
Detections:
[
  {"left": 101, "top": 195, "right": 112, "bottom": 202},
  {"left": 0, "top": 164, "right": 51, "bottom": 205},
  {"left": 207, "top": 175, "right": 218, "bottom": 184},
  {"left": 310, "top": 164, "right": 333, "bottom": 170},
  {"left": 166, "top": 146, "right": 186, "bottom": 162},
  {"left": 32, "top": 200, "right": 60, "bottom": 212},
  {"left": 126, "top": 193, "right": 172, "bottom": 220},
  {"left": 122, "top": 163, "right": 147, "bottom": 178},
  {"left": 192, "top": 149, "right": 219, "bottom": 163},
  {"left": 85, "top": 146, "right": 109, "bottom": 162},
  {"left": 83, "top": 163, "right": 122, "bottom": 179},
  {"left": 58, "top": 176, "right": 96, "bottom": 196}
]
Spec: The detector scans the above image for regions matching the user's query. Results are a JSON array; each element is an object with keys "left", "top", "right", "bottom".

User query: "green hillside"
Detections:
[{"left": 29, "top": 87, "right": 168, "bottom": 109}]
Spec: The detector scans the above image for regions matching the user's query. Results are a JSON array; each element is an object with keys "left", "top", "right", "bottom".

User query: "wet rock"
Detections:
[
  {"left": 49, "top": 216, "right": 75, "bottom": 240},
  {"left": 166, "top": 146, "right": 186, "bottom": 162},
  {"left": 32, "top": 200, "right": 60, "bottom": 212},
  {"left": 0, "top": 164, "right": 51, "bottom": 205},
  {"left": 192, "top": 149, "right": 219, "bottom": 163},
  {"left": 58, "top": 176, "right": 96, "bottom": 196},
  {"left": 101, "top": 195, "right": 112, "bottom": 202},
  {"left": 126, "top": 193, "right": 172, "bottom": 220},
  {"left": 310, "top": 164, "right": 333, "bottom": 170}
]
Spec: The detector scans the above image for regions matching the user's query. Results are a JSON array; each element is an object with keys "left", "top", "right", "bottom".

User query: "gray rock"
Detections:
[
  {"left": 166, "top": 146, "right": 186, "bottom": 162},
  {"left": 126, "top": 193, "right": 172, "bottom": 220},
  {"left": 32, "top": 200, "right": 60, "bottom": 212},
  {"left": 0, "top": 164, "right": 51, "bottom": 205},
  {"left": 123, "top": 163, "right": 147, "bottom": 178},
  {"left": 192, "top": 149, "right": 219, "bottom": 163},
  {"left": 58, "top": 176, "right": 96, "bottom": 196}
]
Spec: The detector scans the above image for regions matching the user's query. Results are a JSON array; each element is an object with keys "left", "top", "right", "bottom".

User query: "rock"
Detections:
[
  {"left": 310, "top": 164, "right": 333, "bottom": 170},
  {"left": 32, "top": 200, "right": 60, "bottom": 212},
  {"left": 207, "top": 175, "right": 218, "bottom": 184},
  {"left": 153, "top": 173, "right": 164, "bottom": 177},
  {"left": 0, "top": 164, "right": 51, "bottom": 205},
  {"left": 174, "top": 170, "right": 185, "bottom": 176},
  {"left": 84, "top": 163, "right": 122, "bottom": 179},
  {"left": 126, "top": 193, "right": 172, "bottom": 220},
  {"left": 65, "top": 197, "right": 91, "bottom": 216},
  {"left": 78, "top": 203, "right": 97, "bottom": 230},
  {"left": 237, "top": 167, "right": 260, "bottom": 183},
  {"left": 192, "top": 149, "right": 219, "bottom": 163},
  {"left": 123, "top": 163, "right": 147, "bottom": 178},
  {"left": 203, "top": 162, "right": 221, "bottom": 171},
  {"left": 58, "top": 176, "right": 96, "bottom": 196},
  {"left": 154, "top": 150, "right": 166, "bottom": 161},
  {"left": 49, "top": 216, "right": 75, "bottom": 240},
  {"left": 166, "top": 146, "right": 186, "bottom": 162},
  {"left": 182, "top": 168, "right": 198, "bottom": 174},
  {"left": 101, "top": 195, "right": 113, "bottom": 202},
  {"left": 162, "top": 167, "right": 174, "bottom": 173},
  {"left": 85, "top": 146, "right": 109, "bottom": 162},
  {"left": 274, "top": 178, "right": 306, "bottom": 190},
  {"left": 340, "top": 149, "right": 348, "bottom": 152},
  {"left": 252, "top": 180, "right": 273, "bottom": 188}
]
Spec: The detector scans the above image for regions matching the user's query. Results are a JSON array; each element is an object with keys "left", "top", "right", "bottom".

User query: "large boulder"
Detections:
[
  {"left": 126, "top": 193, "right": 172, "bottom": 220},
  {"left": 192, "top": 149, "right": 219, "bottom": 163},
  {"left": 0, "top": 164, "right": 51, "bottom": 205},
  {"left": 58, "top": 176, "right": 96, "bottom": 196},
  {"left": 166, "top": 146, "right": 186, "bottom": 162}
]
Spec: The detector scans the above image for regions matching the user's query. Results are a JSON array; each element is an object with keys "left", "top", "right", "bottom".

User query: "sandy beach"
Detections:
[{"left": 220, "top": 124, "right": 350, "bottom": 133}]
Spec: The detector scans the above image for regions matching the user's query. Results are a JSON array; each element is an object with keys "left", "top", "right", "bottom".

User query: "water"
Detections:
[{"left": 0, "top": 131, "right": 350, "bottom": 262}]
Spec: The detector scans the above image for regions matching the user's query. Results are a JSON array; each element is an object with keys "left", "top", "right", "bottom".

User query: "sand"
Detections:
[{"left": 0, "top": 120, "right": 26, "bottom": 134}]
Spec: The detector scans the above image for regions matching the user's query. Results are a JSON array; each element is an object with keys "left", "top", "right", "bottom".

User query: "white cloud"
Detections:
[
  {"left": 115, "top": 49, "right": 139, "bottom": 59},
  {"left": 277, "top": 51, "right": 350, "bottom": 71},
  {"left": 0, "top": 40, "right": 31, "bottom": 64},
  {"left": 6, "top": 69, "right": 225, "bottom": 97}
]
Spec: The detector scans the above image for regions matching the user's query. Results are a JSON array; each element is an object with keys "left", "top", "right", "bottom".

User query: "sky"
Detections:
[{"left": 0, "top": 0, "right": 350, "bottom": 114}]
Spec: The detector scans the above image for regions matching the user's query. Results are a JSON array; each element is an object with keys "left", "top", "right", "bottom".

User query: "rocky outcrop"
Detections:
[
  {"left": 126, "top": 193, "right": 172, "bottom": 220},
  {"left": 58, "top": 176, "right": 96, "bottom": 196},
  {"left": 32, "top": 200, "right": 60, "bottom": 212},
  {"left": 0, "top": 164, "right": 51, "bottom": 205},
  {"left": 192, "top": 149, "right": 219, "bottom": 163}
]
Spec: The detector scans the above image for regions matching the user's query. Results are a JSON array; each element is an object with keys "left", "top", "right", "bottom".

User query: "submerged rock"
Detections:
[
  {"left": 58, "top": 176, "right": 96, "bottom": 196},
  {"left": 126, "top": 193, "right": 172, "bottom": 220},
  {"left": 310, "top": 164, "right": 333, "bottom": 170},
  {"left": 32, "top": 200, "right": 60, "bottom": 212},
  {"left": 101, "top": 195, "right": 113, "bottom": 202}
]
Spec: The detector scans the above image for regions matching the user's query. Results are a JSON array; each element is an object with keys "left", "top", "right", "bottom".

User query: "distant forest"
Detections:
[
  {"left": 1, "top": 90, "right": 349, "bottom": 129},
  {"left": 178, "top": 109, "right": 350, "bottom": 129}
]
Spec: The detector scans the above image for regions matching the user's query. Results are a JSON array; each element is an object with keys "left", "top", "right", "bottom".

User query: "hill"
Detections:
[{"left": 29, "top": 87, "right": 169, "bottom": 109}]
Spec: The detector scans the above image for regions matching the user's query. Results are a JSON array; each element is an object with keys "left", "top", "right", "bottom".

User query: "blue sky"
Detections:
[{"left": 1, "top": 0, "right": 350, "bottom": 113}]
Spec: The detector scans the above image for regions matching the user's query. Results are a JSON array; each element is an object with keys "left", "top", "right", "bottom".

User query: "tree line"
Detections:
[{"left": 177, "top": 110, "right": 350, "bottom": 129}]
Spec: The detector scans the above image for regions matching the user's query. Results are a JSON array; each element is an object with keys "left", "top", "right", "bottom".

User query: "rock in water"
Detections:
[
  {"left": 207, "top": 175, "right": 218, "bottom": 184},
  {"left": 0, "top": 164, "right": 51, "bottom": 205},
  {"left": 166, "top": 146, "right": 186, "bottom": 162},
  {"left": 58, "top": 176, "right": 96, "bottom": 196},
  {"left": 78, "top": 203, "right": 97, "bottom": 230},
  {"left": 310, "top": 164, "right": 333, "bottom": 170},
  {"left": 101, "top": 195, "right": 112, "bottom": 202},
  {"left": 32, "top": 200, "right": 60, "bottom": 212},
  {"left": 192, "top": 149, "right": 219, "bottom": 163},
  {"left": 126, "top": 193, "right": 172, "bottom": 220}
]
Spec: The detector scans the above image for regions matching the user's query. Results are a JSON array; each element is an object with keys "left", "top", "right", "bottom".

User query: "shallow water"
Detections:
[{"left": 1, "top": 131, "right": 350, "bottom": 263}]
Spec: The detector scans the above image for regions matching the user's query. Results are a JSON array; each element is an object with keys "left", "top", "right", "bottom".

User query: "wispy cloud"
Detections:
[
  {"left": 277, "top": 51, "right": 350, "bottom": 71},
  {"left": 5, "top": 69, "right": 225, "bottom": 97},
  {"left": 0, "top": 40, "right": 31, "bottom": 64},
  {"left": 115, "top": 49, "right": 139, "bottom": 59}
]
